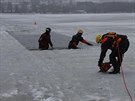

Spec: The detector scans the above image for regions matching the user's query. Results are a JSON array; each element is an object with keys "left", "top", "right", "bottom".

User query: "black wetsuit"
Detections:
[
  {"left": 68, "top": 33, "right": 93, "bottom": 49},
  {"left": 38, "top": 32, "right": 53, "bottom": 50}
]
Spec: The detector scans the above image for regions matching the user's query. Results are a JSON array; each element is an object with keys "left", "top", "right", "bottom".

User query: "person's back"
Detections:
[{"left": 101, "top": 32, "right": 128, "bottom": 50}]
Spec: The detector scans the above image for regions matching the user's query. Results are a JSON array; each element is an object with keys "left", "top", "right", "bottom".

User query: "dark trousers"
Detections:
[
  {"left": 109, "top": 39, "right": 129, "bottom": 72},
  {"left": 39, "top": 43, "right": 49, "bottom": 50},
  {"left": 68, "top": 42, "right": 78, "bottom": 49}
]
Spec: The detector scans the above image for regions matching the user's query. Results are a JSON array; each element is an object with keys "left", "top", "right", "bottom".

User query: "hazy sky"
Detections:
[{"left": 75, "top": 0, "right": 135, "bottom": 2}]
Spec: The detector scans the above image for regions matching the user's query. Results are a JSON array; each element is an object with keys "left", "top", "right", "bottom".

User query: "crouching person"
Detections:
[{"left": 96, "top": 32, "right": 129, "bottom": 74}]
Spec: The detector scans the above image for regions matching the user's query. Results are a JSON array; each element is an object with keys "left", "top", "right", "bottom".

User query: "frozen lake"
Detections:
[{"left": 0, "top": 13, "right": 135, "bottom": 101}]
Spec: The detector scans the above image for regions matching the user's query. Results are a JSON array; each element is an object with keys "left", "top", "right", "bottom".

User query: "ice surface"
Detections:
[{"left": 0, "top": 13, "right": 135, "bottom": 101}]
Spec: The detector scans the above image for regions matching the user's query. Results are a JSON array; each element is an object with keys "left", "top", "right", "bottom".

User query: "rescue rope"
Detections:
[{"left": 117, "top": 46, "right": 134, "bottom": 101}]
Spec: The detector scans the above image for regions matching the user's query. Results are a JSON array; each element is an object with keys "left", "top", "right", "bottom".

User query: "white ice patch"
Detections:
[
  {"left": 82, "top": 95, "right": 109, "bottom": 101},
  {"left": 0, "top": 89, "right": 18, "bottom": 98},
  {"left": 31, "top": 87, "right": 48, "bottom": 100},
  {"left": 29, "top": 84, "right": 64, "bottom": 101},
  {"left": 42, "top": 97, "right": 62, "bottom": 101}
]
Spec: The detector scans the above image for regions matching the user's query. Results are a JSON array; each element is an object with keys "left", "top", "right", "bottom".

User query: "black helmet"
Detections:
[{"left": 46, "top": 27, "right": 51, "bottom": 32}]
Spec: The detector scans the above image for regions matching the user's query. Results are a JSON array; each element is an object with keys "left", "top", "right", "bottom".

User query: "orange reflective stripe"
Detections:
[
  {"left": 106, "top": 32, "right": 117, "bottom": 39},
  {"left": 108, "top": 32, "right": 116, "bottom": 35},
  {"left": 112, "top": 41, "right": 116, "bottom": 48},
  {"left": 116, "top": 38, "right": 122, "bottom": 47},
  {"left": 117, "top": 38, "right": 122, "bottom": 43},
  {"left": 112, "top": 38, "right": 122, "bottom": 48},
  {"left": 102, "top": 33, "right": 122, "bottom": 48}
]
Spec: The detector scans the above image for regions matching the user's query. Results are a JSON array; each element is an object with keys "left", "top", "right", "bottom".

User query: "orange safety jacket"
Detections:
[{"left": 101, "top": 32, "right": 122, "bottom": 48}]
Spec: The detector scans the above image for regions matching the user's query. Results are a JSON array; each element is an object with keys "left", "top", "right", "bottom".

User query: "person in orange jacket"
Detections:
[
  {"left": 68, "top": 29, "right": 93, "bottom": 49},
  {"left": 96, "top": 32, "right": 129, "bottom": 74}
]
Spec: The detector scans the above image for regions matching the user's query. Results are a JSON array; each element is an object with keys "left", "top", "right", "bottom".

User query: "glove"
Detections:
[{"left": 87, "top": 43, "right": 93, "bottom": 46}]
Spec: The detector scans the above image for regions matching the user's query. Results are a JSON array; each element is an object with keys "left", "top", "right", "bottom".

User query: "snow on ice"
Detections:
[{"left": 0, "top": 13, "right": 135, "bottom": 101}]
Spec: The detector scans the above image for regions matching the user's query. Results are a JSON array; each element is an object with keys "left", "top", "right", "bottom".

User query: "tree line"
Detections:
[{"left": 0, "top": 1, "right": 135, "bottom": 13}]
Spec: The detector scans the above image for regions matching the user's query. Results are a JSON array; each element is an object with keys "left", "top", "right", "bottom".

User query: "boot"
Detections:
[{"left": 109, "top": 70, "right": 120, "bottom": 74}]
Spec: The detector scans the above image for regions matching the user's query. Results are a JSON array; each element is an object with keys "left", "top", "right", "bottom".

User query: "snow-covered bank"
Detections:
[{"left": 0, "top": 13, "right": 135, "bottom": 101}]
